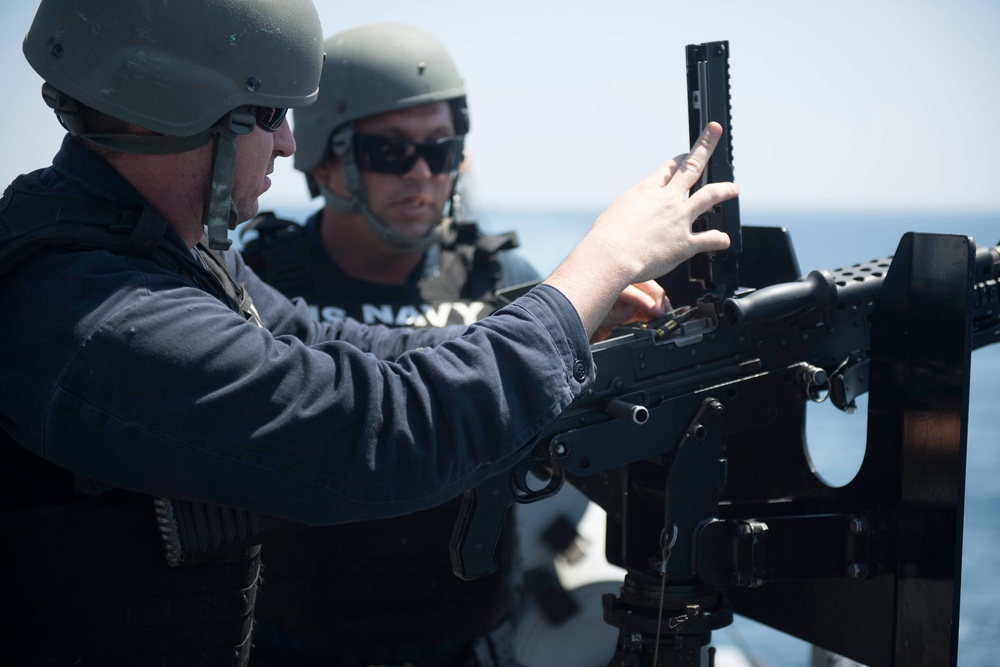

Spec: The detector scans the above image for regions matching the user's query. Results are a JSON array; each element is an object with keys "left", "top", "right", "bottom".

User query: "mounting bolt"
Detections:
[{"left": 848, "top": 563, "right": 868, "bottom": 579}]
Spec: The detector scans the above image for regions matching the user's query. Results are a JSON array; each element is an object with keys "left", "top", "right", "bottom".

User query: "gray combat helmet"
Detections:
[
  {"left": 292, "top": 23, "right": 470, "bottom": 251},
  {"left": 23, "top": 0, "right": 325, "bottom": 249}
]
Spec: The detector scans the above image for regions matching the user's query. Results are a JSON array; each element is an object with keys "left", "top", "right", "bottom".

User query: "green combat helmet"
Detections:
[
  {"left": 292, "top": 23, "right": 470, "bottom": 251},
  {"left": 22, "top": 0, "right": 325, "bottom": 249}
]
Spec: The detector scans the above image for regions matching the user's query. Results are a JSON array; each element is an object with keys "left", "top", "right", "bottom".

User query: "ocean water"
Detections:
[
  {"left": 472, "top": 207, "right": 1000, "bottom": 667},
  {"left": 241, "top": 207, "right": 999, "bottom": 665}
]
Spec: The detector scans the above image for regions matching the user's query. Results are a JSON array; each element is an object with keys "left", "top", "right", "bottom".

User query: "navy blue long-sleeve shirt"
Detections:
[{"left": 0, "top": 136, "right": 595, "bottom": 525}]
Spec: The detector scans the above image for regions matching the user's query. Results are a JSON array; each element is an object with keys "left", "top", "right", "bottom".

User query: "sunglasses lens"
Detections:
[
  {"left": 421, "top": 137, "right": 464, "bottom": 174},
  {"left": 354, "top": 135, "right": 415, "bottom": 174},
  {"left": 254, "top": 107, "right": 287, "bottom": 132},
  {"left": 354, "top": 135, "right": 464, "bottom": 175}
]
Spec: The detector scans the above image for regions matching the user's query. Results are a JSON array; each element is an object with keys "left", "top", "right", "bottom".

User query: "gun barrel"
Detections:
[{"left": 723, "top": 270, "right": 837, "bottom": 326}]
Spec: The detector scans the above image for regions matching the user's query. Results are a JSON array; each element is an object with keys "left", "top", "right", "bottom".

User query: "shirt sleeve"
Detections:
[{"left": 10, "top": 248, "right": 595, "bottom": 526}]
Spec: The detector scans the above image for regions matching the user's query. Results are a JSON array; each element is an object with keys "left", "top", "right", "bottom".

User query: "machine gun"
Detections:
[{"left": 449, "top": 40, "right": 1000, "bottom": 666}]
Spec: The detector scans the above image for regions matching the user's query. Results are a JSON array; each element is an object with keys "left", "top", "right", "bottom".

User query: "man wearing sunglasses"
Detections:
[
  {"left": 242, "top": 23, "right": 540, "bottom": 328},
  {"left": 243, "top": 24, "right": 546, "bottom": 667},
  {"left": 0, "top": 1, "right": 735, "bottom": 664}
]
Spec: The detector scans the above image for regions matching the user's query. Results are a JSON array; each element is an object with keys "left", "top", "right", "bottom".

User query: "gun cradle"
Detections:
[{"left": 450, "top": 232, "right": 1000, "bottom": 667}]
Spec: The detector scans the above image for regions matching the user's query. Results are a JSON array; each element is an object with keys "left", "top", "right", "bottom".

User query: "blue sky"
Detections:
[{"left": 2, "top": 0, "right": 998, "bottom": 217}]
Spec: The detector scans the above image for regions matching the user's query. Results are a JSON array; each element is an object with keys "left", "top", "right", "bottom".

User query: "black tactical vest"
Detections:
[
  {"left": 0, "top": 173, "right": 266, "bottom": 665},
  {"left": 242, "top": 212, "right": 521, "bottom": 655},
  {"left": 240, "top": 211, "right": 519, "bottom": 327}
]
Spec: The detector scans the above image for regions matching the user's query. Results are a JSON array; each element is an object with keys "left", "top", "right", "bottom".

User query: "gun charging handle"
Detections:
[
  {"left": 723, "top": 270, "right": 837, "bottom": 325},
  {"left": 607, "top": 398, "right": 650, "bottom": 424}
]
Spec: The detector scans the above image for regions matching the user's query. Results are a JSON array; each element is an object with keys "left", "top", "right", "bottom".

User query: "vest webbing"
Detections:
[
  {"left": 0, "top": 175, "right": 252, "bottom": 319},
  {"left": 240, "top": 211, "right": 518, "bottom": 305},
  {"left": 0, "top": 176, "right": 267, "bottom": 664}
]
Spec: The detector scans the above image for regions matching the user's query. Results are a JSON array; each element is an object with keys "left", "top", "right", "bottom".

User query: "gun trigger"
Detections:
[{"left": 512, "top": 460, "right": 566, "bottom": 504}]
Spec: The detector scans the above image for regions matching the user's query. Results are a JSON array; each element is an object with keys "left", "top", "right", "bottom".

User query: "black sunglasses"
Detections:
[
  {"left": 252, "top": 106, "right": 288, "bottom": 132},
  {"left": 353, "top": 134, "right": 464, "bottom": 175}
]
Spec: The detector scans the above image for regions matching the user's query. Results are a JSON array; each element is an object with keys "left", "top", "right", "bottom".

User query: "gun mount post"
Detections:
[{"left": 598, "top": 398, "right": 734, "bottom": 666}]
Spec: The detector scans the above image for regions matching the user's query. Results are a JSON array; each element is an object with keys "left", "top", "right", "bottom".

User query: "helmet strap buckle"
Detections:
[
  {"left": 41, "top": 83, "right": 87, "bottom": 136},
  {"left": 226, "top": 108, "right": 256, "bottom": 137}
]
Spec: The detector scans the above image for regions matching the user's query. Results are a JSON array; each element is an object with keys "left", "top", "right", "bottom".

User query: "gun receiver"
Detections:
[{"left": 451, "top": 234, "right": 1000, "bottom": 571}]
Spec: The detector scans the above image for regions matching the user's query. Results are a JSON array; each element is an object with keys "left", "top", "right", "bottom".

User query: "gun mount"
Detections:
[
  {"left": 452, "top": 228, "right": 999, "bottom": 666},
  {"left": 450, "top": 39, "right": 1000, "bottom": 667}
]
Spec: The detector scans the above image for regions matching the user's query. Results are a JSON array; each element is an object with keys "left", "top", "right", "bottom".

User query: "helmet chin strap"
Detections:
[
  {"left": 326, "top": 124, "right": 454, "bottom": 253},
  {"left": 42, "top": 85, "right": 251, "bottom": 251},
  {"left": 203, "top": 109, "right": 255, "bottom": 250}
]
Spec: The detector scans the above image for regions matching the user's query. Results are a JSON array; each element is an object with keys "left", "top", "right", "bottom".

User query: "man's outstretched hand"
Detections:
[{"left": 545, "top": 122, "right": 738, "bottom": 338}]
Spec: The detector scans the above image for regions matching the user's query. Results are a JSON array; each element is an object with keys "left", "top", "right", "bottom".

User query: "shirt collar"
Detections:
[
  {"left": 303, "top": 209, "right": 437, "bottom": 284},
  {"left": 50, "top": 135, "right": 146, "bottom": 209}
]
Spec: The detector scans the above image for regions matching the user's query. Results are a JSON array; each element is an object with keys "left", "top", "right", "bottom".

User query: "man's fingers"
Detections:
[
  {"left": 691, "top": 228, "right": 732, "bottom": 254},
  {"left": 621, "top": 280, "right": 667, "bottom": 316},
  {"left": 687, "top": 181, "right": 740, "bottom": 220},
  {"left": 653, "top": 122, "right": 723, "bottom": 189},
  {"left": 654, "top": 152, "right": 688, "bottom": 187}
]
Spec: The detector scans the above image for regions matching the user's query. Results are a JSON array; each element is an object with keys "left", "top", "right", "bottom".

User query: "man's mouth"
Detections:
[{"left": 392, "top": 195, "right": 434, "bottom": 215}]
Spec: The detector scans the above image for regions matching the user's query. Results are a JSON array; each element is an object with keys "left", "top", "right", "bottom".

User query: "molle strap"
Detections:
[
  {"left": 439, "top": 222, "right": 520, "bottom": 300},
  {"left": 238, "top": 212, "right": 313, "bottom": 297},
  {"left": 475, "top": 230, "right": 519, "bottom": 255},
  {"left": 195, "top": 239, "right": 262, "bottom": 325},
  {"left": 123, "top": 205, "right": 168, "bottom": 257},
  {"left": 0, "top": 182, "right": 281, "bottom": 573},
  {"left": 0, "top": 194, "right": 169, "bottom": 277},
  {"left": 0, "top": 184, "right": 231, "bottom": 311},
  {"left": 153, "top": 497, "right": 284, "bottom": 567},
  {"left": 0, "top": 486, "right": 261, "bottom": 662}
]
